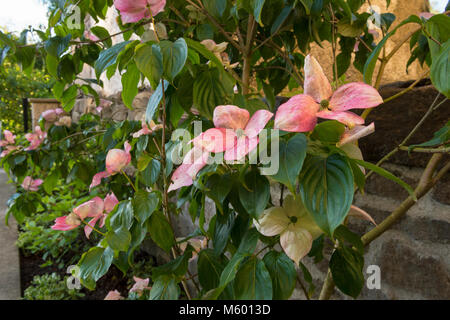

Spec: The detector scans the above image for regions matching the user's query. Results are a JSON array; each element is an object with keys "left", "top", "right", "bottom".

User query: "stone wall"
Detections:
[
  {"left": 71, "top": 90, "right": 151, "bottom": 123},
  {"left": 312, "top": 0, "right": 429, "bottom": 84}
]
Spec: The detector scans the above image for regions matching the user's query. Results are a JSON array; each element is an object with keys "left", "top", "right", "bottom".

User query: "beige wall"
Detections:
[{"left": 311, "top": 0, "right": 429, "bottom": 85}]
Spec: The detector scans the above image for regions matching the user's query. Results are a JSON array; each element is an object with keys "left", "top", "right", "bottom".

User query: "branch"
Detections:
[{"left": 365, "top": 94, "right": 447, "bottom": 179}]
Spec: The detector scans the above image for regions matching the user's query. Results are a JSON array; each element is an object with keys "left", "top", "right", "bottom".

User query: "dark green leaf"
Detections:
[
  {"left": 160, "top": 38, "right": 188, "bottom": 82},
  {"left": 239, "top": 169, "right": 270, "bottom": 218},
  {"left": 132, "top": 190, "right": 159, "bottom": 224},
  {"left": 234, "top": 256, "right": 273, "bottom": 300},
  {"left": 135, "top": 43, "right": 163, "bottom": 89},
  {"left": 263, "top": 251, "right": 296, "bottom": 300},
  {"left": 148, "top": 211, "right": 175, "bottom": 252},
  {"left": 299, "top": 154, "right": 354, "bottom": 235},
  {"left": 330, "top": 246, "right": 364, "bottom": 298},
  {"left": 269, "top": 133, "right": 307, "bottom": 192}
]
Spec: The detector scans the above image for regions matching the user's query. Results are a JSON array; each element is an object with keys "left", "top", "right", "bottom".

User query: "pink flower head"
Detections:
[
  {"left": 168, "top": 106, "right": 273, "bottom": 192},
  {"left": 90, "top": 142, "right": 132, "bottom": 190},
  {"left": 52, "top": 194, "right": 118, "bottom": 238},
  {"left": 73, "top": 197, "right": 105, "bottom": 220},
  {"left": 168, "top": 146, "right": 210, "bottom": 192},
  {"left": 275, "top": 55, "right": 383, "bottom": 131},
  {"left": 106, "top": 141, "right": 132, "bottom": 174},
  {"left": 419, "top": 12, "right": 434, "bottom": 20},
  {"left": 338, "top": 122, "right": 375, "bottom": 147},
  {"left": 21, "top": 176, "right": 43, "bottom": 191},
  {"left": 198, "top": 105, "right": 273, "bottom": 161},
  {"left": 0, "top": 130, "right": 16, "bottom": 146},
  {"left": 42, "top": 108, "right": 64, "bottom": 123},
  {"left": 114, "top": 0, "right": 166, "bottom": 24},
  {"left": 104, "top": 192, "right": 119, "bottom": 213},
  {"left": 132, "top": 120, "right": 163, "bottom": 138},
  {"left": 129, "top": 277, "right": 151, "bottom": 296},
  {"left": 51, "top": 215, "right": 81, "bottom": 231},
  {"left": 0, "top": 145, "right": 18, "bottom": 158},
  {"left": 104, "top": 290, "right": 123, "bottom": 300},
  {"left": 25, "top": 126, "right": 47, "bottom": 151}
]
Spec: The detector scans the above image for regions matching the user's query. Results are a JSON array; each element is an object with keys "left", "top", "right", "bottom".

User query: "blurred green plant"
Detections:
[
  {"left": 0, "top": 61, "right": 53, "bottom": 133},
  {"left": 23, "top": 273, "right": 85, "bottom": 300}
]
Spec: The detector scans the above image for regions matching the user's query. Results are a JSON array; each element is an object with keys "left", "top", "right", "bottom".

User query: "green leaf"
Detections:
[
  {"left": 213, "top": 209, "right": 234, "bottom": 255},
  {"left": 61, "top": 85, "right": 78, "bottom": 111},
  {"left": 121, "top": 62, "right": 140, "bottom": 109},
  {"left": 425, "top": 14, "right": 450, "bottom": 60},
  {"left": 141, "top": 159, "right": 161, "bottom": 186},
  {"left": 134, "top": 43, "right": 163, "bottom": 89},
  {"left": 94, "top": 41, "right": 131, "bottom": 77},
  {"left": 193, "top": 67, "right": 234, "bottom": 119},
  {"left": 311, "top": 120, "right": 346, "bottom": 144},
  {"left": 334, "top": 225, "right": 364, "bottom": 254},
  {"left": 234, "top": 256, "right": 273, "bottom": 300},
  {"left": 270, "top": 5, "right": 292, "bottom": 34},
  {"left": 185, "top": 38, "right": 225, "bottom": 71},
  {"left": 298, "top": 0, "right": 313, "bottom": 14},
  {"left": 205, "top": 173, "right": 233, "bottom": 213},
  {"left": 105, "top": 227, "right": 131, "bottom": 252},
  {"left": 430, "top": 40, "right": 450, "bottom": 98},
  {"left": 146, "top": 80, "right": 169, "bottom": 122},
  {"left": 330, "top": 246, "right": 364, "bottom": 298},
  {"left": 160, "top": 38, "right": 188, "bottom": 82},
  {"left": 239, "top": 169, "right": 270, "bottom": 218},
  {"left": 409, "top": 121, "right": 450, "bottom": 150},
  {"left": 363, "top": 15, "right": 421, "bottom": 84},
  {"left": 132, "top": 190, "right": 159, "bottom": 224},
  {"left": 43, "top": 170, "right": 59, "bottom": 194},
  {"left": 299, "top": 154, "right": 354, "bottom": 235},
  {"left": 202, "top": 0, "right": 227, "bottom": 19},
  {"left": 252, "top": 0, "right": 266, "bottom": 26},
  {"left": 78, "top": 247, "right": 114, "bottom": 289},
  {"left": 351, "top": 159, "right": 416, "bottom": 200},
  {"left": 44, "top": 35, "right": 71, "bottom": 57},
  {"left": 263, "top": 251, "right": 297, "bottom": 300},
  {"left": 269, "top": 133, "right": 307, "bottom": 192},
  {"left": 150, "top": 275, "right": 180, "bottom": 300},
  {"left": 148, "top": 211, "right": 175, "bottom": 252},
  {"left": 107, "top": 200, "right": 134, "bottom": 231},
  {"left": 90, "top": 26, "right": 112, "bottom": 47},
  {"left": 198, "top": 249, "right": 227, "bottom": 291}
]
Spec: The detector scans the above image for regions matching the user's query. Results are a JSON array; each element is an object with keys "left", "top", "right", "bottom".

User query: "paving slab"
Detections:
[{"left": 0, "top": 169, "right": 20, "bottom": 300}]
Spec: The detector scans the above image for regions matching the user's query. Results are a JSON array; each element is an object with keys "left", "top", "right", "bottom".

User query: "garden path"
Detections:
[{"left": 0, "top": 169, "right": 20, "bottom": 299}]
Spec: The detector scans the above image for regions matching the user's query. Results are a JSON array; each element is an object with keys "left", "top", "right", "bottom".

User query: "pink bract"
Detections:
[
  {"left": 51, "top": 216, "right": 80, "bottom": 231},
  {"left": 204, "top": 105, "right": 273, "bottom": 161},
  {"left": 114, "top": 0, "right": 166, "bottom": 24},
  {"left": 129, "top": 276, "right": 151, "bottom": 295},
  {"left": 21, "top": 176, "right": 43, "bottom": 191},
  {"left": 104, "top": 192, "right": 119, "bottom": 213},
  {"left": 104, "top": 290, "right": 123, "bottom": 300},
  {"left": 275, "top": 55, "right": 383, "bottom": 131},
  {"left": 90, "top": 142, "right": 132, "bottom": 190},
  {"left": 73, "top": 197, "right": 105, "bottom": 220},
  {"left": 168, "top": 105, "right": 273, "bottom": 192},
  {"left": 106, "top": 141, "right": 132, "bottom": 174},
  {"left": 0, "top": 130, "right": 16, "bottom": 146},
  {"left": 25, "top": 126, "right": 47, "bottom": 151}
]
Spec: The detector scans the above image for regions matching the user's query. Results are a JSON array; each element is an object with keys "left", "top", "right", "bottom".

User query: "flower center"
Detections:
[
  {"left": 320, "top": 100, "right": 330, "bottom": 110},
  {"left": 67, "top": 212, "right": 81, "bottom": 226},
  {"left": 235, "top": 128, "right": 245, "bottom": 139},
  {"left": 289, "top": 216, "right": 298, "bottom": 224}
]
